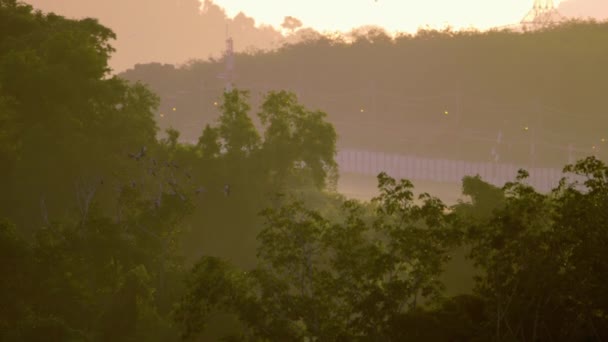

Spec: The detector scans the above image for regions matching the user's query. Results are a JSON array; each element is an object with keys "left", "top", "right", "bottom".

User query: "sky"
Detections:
[
  {"left": 26, "top": 0, "right": 608, "bottom": 73},
  {"left": 209, "top": 0, "right": 559, "bottom": 33}
]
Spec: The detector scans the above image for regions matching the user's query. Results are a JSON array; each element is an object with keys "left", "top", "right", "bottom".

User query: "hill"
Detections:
[{"left": 120, "top": 20, "right": 608, "bottom": 168}]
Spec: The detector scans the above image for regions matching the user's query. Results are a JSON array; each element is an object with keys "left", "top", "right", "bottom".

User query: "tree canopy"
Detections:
[{"left": 2, "top": 2, "right": 607, "bottom": 341}]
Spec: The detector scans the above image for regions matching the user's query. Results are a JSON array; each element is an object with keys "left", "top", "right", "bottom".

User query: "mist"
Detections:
[{"left": 2, "top": 0, "right": 608, "bottom": 341}]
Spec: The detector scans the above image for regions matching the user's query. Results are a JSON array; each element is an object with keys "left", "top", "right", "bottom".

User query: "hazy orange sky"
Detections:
[
  {"left": 26, "top": 0, "right": 608, "bottom": 73},
  {"left": 211, "top": 0, "right": 554, "bottom": 33}
]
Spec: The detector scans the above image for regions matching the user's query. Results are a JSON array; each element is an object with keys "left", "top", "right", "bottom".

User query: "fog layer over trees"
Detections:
[
  {"left": 1, "top": 1, "right": 607, "bottom": 341},
  {"left": 122, "top": 20, "right": 608, "bottom": 168}
]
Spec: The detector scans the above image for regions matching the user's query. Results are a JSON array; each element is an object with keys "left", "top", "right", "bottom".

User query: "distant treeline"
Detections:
[{"left": 121, "top": 20, "right": 608, "bottom": 167}]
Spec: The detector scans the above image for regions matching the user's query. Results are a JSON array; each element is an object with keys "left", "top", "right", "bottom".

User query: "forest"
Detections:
[
  {"left": 121, "top": 19, "right": 608, "bottom": 168},
  {"left": 1, "top": 1, "right": 607, "bottom": 341}
]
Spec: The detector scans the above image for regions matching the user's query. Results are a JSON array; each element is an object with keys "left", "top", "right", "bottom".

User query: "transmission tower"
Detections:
[
  {"left": 217, "top": 26, "right": 235, "bottom": 92},
  {"left": 521, "top": 0, "right": 564, "bottom": 28}
]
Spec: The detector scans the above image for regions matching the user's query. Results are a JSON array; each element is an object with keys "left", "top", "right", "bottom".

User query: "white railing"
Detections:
[{"left": 336, "top": 149, "right": 586, "bottom": 193}]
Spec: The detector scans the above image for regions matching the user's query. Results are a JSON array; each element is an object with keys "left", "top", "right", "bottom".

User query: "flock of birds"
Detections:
[{"left": 127, "top": 146, "right": 231, "bottom": 208}]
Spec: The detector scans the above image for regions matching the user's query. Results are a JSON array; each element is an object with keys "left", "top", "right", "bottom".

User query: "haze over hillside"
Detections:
[
  {"left": 25, "top": 0, "right": 308, "bottom": 73},
  {"left": 26, "top": 0, "right": 608, "bottom": 73},
  {"left": 120, "top": 21, "right": 608, "bottom": 170}
]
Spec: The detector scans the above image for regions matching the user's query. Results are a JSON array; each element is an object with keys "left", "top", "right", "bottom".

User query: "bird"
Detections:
[
  {"left": 195, "top": 186, "right": 206, "bottom": 195},
  {"left": 223, "top": 184, "right": 230, "bottom": 197}
]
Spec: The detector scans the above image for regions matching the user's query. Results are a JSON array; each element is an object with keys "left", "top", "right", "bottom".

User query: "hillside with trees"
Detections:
[
  {"left": 1, "top": 1, "right": 607, "bottom": 341},
  {"left": 121, "top": 20, "right": 608, "bottom": 168}
]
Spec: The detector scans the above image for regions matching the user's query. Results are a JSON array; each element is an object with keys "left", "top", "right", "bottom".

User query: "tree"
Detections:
[
  {"left": 197, "top": 124, "right": 221, "bottom": 160},
  {"left": 175, "top": 172, "right": 459, "bottom": 340},
  {"left": 217, "top": 89, "right": 261, "bottom": 158},
  {"left": 259, "top": 90, "right": 337, "bottom": 190},
  {"left": 453, "top": 175, "right": 506, "bottom": 222},
  {"left": 0, "top": 1, "right": 159, "bottom": 229},
  {"left": 281, "top": 16, "right": 303, "bottom": 33},
  {"left": 463, "top": 159, "right": 608, "bottom": 340},
  {"left": 0, "top": 3, "right": 191, "bottom": 340}
]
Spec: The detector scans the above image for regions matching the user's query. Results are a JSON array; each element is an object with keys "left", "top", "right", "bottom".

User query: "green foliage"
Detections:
[
  {"left": 174, "top": 257, "right": 251, "bottom": 340},
  {"left": 259, "top": 91, "right": 337, "bottom": 189},
  {"left": 6, "top": 2, "right": 608, "bottom": 340},
  {"left": 0, "top": 3, "right": 185, "bottom": 340},
  {"left": 176, "top": 161, "right": 608, "bottom": 340},
  {"left": 454, "top": 175, "right": 506, "bottom": 221},
  {"left": 463, "top": 157, "right": 608, "bottom": 340},
  {"left": 176, "top": 172, "right": 459, "bottom": 340},
  {"left": 0, "top": 1, "right": 159, "bottom": 230},
  {"left": 197, "top": 124, "right": 221, "bottom": 159},
  {"left": 178, "top": 87, "right": 339, "bottom": 271},
  {"left": 217, "top": 89, "right": 261, "bottom": 158}
]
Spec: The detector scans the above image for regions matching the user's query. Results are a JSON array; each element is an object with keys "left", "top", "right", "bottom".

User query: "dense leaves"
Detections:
[
  {"left": 3, "top": 1, "right": 608, "bottom": 340},
  {"left": 457, "top": 158, "right": 608, "bottom": 340},
  {"left": 176, "top": 173, "right": 462, "bottom": 340}
]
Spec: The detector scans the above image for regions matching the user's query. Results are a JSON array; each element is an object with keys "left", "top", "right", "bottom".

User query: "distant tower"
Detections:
[
  {"left": 217, "top": 27, "right": 235, "bottom": 92},
  {"left": 521, "top": 0, "right": 563, "bottom": 28},
  {"left": 224, "top": 37, "right": 234, "bottom": 91}
]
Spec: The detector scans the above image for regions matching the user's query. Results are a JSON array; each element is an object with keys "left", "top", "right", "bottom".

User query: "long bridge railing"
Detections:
[{"left": 336, "top": 149, "right": 586, "bottom": 193}]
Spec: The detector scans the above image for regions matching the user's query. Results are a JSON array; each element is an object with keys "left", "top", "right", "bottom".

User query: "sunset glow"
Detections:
[{"left": 206, "top": 0, "right": 564, "bottom": 33}]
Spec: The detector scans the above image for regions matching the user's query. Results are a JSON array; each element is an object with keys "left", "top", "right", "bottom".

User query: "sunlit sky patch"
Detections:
[{"left": 204, "top": 0, "right": 564, "bottom": 34}]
